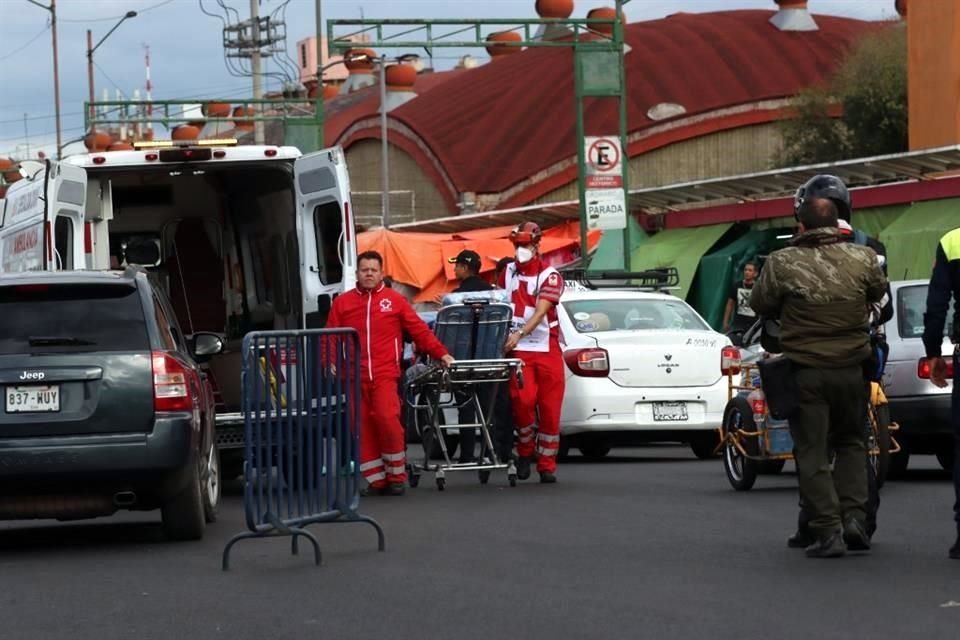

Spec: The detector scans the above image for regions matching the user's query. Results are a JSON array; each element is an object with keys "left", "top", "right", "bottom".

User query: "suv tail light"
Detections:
[
  {"left": 563, "top": 348, "right": 609, "bottom": 377},
  {"left": 152, "top": 351, "right": 193, "bottom": 411},
  {"left": 721, "top": 345, "right": 742, "bottom": 375},
  {"left": 918, "top": 357, "right": 954, "bottom": 379}
]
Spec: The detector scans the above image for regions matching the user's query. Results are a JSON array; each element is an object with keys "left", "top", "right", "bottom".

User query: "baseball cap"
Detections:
[{"left": 448, "top": 249, "right": 481, "bottom": 270}]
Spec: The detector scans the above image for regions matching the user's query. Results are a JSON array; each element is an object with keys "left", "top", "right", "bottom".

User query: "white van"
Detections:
[
  {"left": 62, "top": 140, "right": 358, "bottom": 476},
  {"left": 0, "top": 160, "right": 88, "bottom": 273}
]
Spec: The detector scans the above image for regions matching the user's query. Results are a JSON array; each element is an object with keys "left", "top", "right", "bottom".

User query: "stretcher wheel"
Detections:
[
  {"left": 508, "top": 473, "right": 517, "bottom": 487},
  {"left": 409, "top": 473, "right": 420, "bottom": 489},
  {"left": 478, "top": 470, "right": 491, "bottom": 485},
  {"left": 436, "top": 477, "right": 446, "bottom": 491}
]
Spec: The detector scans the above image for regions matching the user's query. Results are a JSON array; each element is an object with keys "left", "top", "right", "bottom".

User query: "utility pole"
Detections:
[
  {"left": 251, "top": 0, "right": 265, "bottom": 144},
  {"left": 379, "top": 55, "right": 390, "bottom": 229},
  {"left": 315, "top": 0, "right": 324, "bottom": 149},
  {"left": 23, "top": 114, "right": 30, "bottom": 158},
  {"left": 50, "top": 0, "right": 61, "bottom": 157},
  {"left": 87, "top": 30, "right": 95, "bottom": 129},
  {"left": 26, "top": 0, "right": 62, "bottom": 158}
]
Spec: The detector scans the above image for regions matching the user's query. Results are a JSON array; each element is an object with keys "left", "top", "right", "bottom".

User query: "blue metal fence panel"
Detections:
[{"left": 221, "top": 328, "right": 385, "bottom": 570}]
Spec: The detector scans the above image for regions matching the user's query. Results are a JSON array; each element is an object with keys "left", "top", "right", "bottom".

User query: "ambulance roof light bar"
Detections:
[{"left": 132, "top": 138, "right": 240, "bottom": 149}]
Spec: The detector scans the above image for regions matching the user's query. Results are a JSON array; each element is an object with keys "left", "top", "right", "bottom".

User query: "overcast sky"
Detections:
[{"left": 0, "top": 0, "right": 897, "bottom": 158}]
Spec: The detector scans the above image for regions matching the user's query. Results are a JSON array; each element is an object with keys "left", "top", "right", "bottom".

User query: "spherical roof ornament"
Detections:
[
  {"left": 344, "top": 48, "right": 377, "bottom": 73},
  {"left": 535, "top": 0, "right": 574, "bottom": 19},
  {"left": 385, "top": 63, "right": 417, "bottom": 90},
  {"left": 586, "top": 7, "right": 624, "bottom": 36},
  {"left": 84, "top": 130, "right": 112, "bottom": 152},
  {"left": 485, "top": 31, "right": 524, "bottom": 57},
  {"left": 172, "top": 125, "right": 201, "bottom": 141}
]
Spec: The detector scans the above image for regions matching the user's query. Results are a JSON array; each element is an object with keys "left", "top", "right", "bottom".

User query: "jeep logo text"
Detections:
[{"left": 19, "top": 371, "right": 45, "bottom": 381}]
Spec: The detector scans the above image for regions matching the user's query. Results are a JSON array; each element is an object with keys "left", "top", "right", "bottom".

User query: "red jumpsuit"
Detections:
[
  {"left": 499, "top": 259, "right": 566, "bottom": 473},
  {"left": 327, "top": 284, "right": 449, "bottom": 488}
]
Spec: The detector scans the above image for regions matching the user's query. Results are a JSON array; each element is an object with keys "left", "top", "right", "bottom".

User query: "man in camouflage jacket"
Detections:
[{"left": 750, "top": 196, "right": 887, "bottom": 558}]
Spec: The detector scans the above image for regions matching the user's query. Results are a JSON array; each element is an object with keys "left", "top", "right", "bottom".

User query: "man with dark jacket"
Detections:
[
  {"left": 448, "top": 250, "right": 493, "bottom": 462},
  {"left": 449, "top": 249, "right": 490, "bottom": 293},
  {"left": 751, "top": 195, "right": 887, "bottom": 558},
  {"left": 921, "top": 227, "right": 960, "bottom": 559}
]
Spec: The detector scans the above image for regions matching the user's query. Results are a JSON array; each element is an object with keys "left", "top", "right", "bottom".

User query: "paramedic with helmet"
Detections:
[{"left": 499, "top": 222, "right": 565, "bottom": 484}]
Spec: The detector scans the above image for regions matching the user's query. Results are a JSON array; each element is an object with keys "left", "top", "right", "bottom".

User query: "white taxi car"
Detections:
[{"left": 558, "top": 287, "right": 731, "bottom": 459}]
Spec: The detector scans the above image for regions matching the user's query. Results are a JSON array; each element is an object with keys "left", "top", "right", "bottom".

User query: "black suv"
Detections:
[{"left": 0, "top": 268, "right": 222, "bottom": 540}]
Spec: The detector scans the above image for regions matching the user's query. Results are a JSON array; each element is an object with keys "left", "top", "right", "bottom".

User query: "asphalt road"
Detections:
[{"left": 1, "top": 448, "right": 958, "bottom": 640}]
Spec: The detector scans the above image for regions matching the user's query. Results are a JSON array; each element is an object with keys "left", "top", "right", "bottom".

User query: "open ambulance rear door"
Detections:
[
  {"left": 0, "top": 161, "right": 86, "bottom": 273},
  {"left": 294, "top": 146, "right": 357, "bottom": 328}
]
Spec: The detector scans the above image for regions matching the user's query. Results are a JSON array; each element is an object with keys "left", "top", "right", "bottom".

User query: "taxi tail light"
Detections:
[
  {"left": 721, "top": 346, "right": 742, "bottom": 375},
  {"left": 918, "top": 357, "right": 954, "bottom": 379},
  {"left": 153, "top": 352, "right": 193, "bottom": 412},
  {"left": 563, "top": 348, "right": 609, "bottom": 377}
]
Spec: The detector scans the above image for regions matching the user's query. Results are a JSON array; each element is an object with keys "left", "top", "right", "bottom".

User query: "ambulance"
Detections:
[
  {"left": 58, "top": 139, "right": 358, "bottom": 476},
  {"left": 0, "top": 160, "right": 88, "bottom": 273}
]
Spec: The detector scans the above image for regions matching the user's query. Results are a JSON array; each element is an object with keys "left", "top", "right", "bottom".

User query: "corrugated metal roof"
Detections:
[
  {"left": 629, "top": 145, "right": 960, "bottom": 211},
  {"left": 390, "top": 199, "right": 580, "bottom": 234}
]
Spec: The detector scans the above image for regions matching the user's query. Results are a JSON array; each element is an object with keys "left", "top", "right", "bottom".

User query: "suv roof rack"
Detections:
[{"left": 560, "top": 267, "right": 680, "bottom": 291}]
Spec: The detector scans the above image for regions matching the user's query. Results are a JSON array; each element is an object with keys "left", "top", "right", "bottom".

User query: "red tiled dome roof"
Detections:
[{"left": 330, "top": 10, "right": 886, "bottom": 205}]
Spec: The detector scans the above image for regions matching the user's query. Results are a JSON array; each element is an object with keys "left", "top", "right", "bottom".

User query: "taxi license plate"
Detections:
[
  {"left": 652, "top": 401, "right": 688, "bottom": 422},
  {"left": 6, "top": 385, "right": 60, "bottom": 413}
]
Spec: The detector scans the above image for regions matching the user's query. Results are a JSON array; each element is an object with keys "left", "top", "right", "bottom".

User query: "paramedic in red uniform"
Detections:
[
  {"left": 327, "top": 250, "right": 454, "bottom": 496},
  {"left": 499, "top": 222, "right": 565, "bottom": 484}
]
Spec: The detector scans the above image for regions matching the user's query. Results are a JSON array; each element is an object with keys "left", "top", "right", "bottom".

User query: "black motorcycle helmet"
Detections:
[{"left": 794, "top": 174, "right": 852, "bottom": 222}]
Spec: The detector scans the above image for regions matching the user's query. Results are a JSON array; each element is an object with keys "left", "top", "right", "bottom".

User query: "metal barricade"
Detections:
[{"left": 221, "top": 329, "right": 385, "bottom": 570}]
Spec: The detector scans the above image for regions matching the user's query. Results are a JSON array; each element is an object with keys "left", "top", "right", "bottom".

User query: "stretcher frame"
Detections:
[{"left": 405, "top": 298, "right": 522, "bottom": 490}]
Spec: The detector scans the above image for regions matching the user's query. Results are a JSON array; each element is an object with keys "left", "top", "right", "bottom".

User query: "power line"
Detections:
[
  {"left": 94, "top": 61, "right": 125, "bottom": 94},
  {"left": 59, "top": 0, "right": 178, "bottom": 23},
  {"left": 0, "top": 24, "right": 50, "bottom": 62}
]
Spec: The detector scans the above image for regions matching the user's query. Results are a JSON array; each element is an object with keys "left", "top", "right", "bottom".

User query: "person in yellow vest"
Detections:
[{"left": 921, "top": 227, "right": 960, "bottom": 559}]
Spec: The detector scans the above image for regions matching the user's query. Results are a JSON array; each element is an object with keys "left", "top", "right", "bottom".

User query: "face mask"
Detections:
[{"left": 515, "top": 246, "right": 534, "bottom": 264}]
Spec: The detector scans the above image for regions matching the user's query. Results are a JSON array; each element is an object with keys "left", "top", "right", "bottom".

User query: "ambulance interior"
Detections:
[{"left": 85, "top": 162, "right": 344, "bottom": 412}]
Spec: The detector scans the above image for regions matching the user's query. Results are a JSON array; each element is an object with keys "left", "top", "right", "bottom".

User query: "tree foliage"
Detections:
[{"left": 777, "top": 24, "right": 907, "bottom": 167}]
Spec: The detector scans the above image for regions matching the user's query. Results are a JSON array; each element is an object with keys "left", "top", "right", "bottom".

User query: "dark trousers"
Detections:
[
  {"left": 789, "top": 365, "right": 869, "bottom": 537},
  {"left": 457, "top": 382, "right": 514, "bottom": 463},
  {"left": 952, "top": 354, "right": 960, "bottom": 525}
]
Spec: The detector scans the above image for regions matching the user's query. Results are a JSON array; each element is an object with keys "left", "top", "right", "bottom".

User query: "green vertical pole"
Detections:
[
  {"left": 615, "top": 0, "right": 630, "bottom": 271},
  {"left": 574, "top": 49, "right": 589, "bottom": 271}
]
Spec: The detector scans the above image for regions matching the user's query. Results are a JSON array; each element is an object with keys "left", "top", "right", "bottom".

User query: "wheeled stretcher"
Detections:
[{"left": 405, "top": 291, "right": 522, "bottom": 490}]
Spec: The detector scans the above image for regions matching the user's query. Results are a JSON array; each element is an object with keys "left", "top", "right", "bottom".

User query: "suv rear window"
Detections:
[
  {"left": 0, "top": 283, "right": 149, "bottom": 354},
  {"left": 897, "top": 284, "right": 954, "bottom": 339}
]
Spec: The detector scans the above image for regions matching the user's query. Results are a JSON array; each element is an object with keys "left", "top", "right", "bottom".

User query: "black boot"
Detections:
[
  {"left": 950, "top": 527, "right": 960, "bottom": 560},
  {"left": 516, "top": 456, "right": 533, "bottom": 480},
  {"left": 385, "top": 482, "right": 406, "bottom": 497},
  {"left": 539, "top": 470, "right": 557, "bottom": 484},
  {"left": 787, "top": 512, "right": 815, "bottom": 549},
  {"left": 805, "top": 529, "right": 846, "bottom": 558},
  {"left": 842, "top": 517, "right": 871, "bottom": 552}
]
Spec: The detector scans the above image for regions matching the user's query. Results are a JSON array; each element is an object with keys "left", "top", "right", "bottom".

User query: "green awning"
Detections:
[
  {"left": 855, "top": 204, "right": 910, "bottom": 238},
  {"left": 689, "top": 228, "right": 786, "bottom": 330},
  {"left": 630, "top": 223, "right": 733, "bottom": 298},
  {"left": 880, "top": 198, "right": 960, "bottom": 281}
]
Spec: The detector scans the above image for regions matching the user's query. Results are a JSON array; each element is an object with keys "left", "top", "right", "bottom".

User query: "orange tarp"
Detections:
[{"left": 358, "top": 221, "right": 602, "bottom": 302}]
